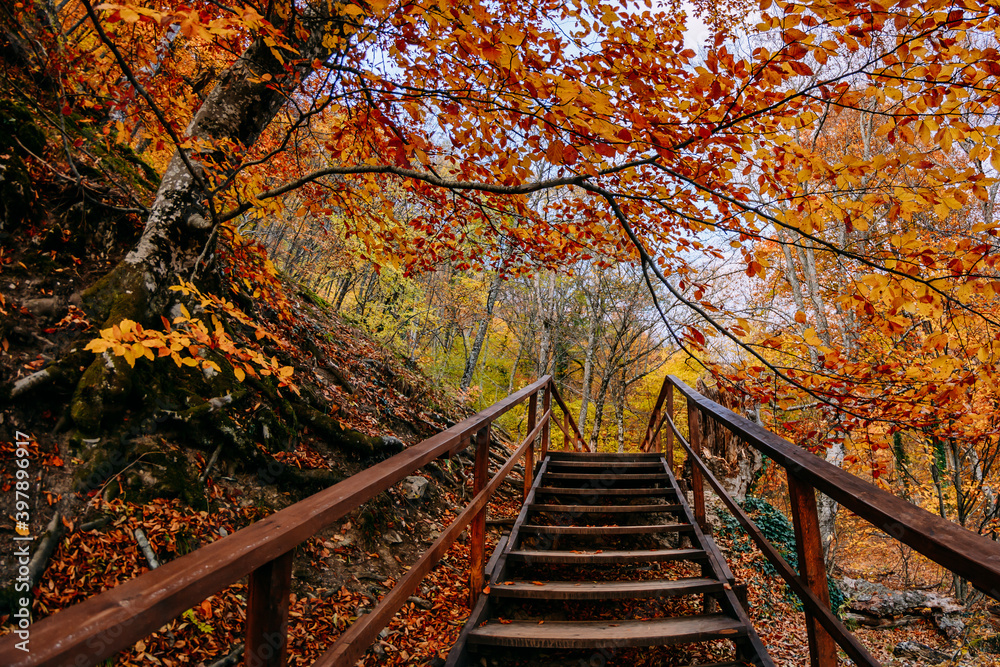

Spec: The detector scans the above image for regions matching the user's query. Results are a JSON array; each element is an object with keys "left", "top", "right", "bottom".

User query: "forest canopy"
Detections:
[{"left": 3, "top": 0, "right": 1000, "bottom": 544}]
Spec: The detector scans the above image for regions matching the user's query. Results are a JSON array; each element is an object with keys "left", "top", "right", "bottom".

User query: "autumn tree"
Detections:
[{"left": 2, "top": 0, "right": 1000, "bottom": 495}]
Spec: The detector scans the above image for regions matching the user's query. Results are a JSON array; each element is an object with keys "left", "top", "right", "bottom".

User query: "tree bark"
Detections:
[
  {"left": 71, "top": 3, "right": 346, "bottom": 434},
  {"left": 461, "top": 266, "right": 505, "bottom": 390}
]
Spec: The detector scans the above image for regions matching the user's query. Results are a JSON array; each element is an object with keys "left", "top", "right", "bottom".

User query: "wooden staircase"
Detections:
[{"left": 448, "top": 451, "right": 774, "bottom": 666}]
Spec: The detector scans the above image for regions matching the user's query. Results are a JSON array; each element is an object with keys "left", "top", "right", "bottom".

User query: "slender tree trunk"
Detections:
[
  {"left": 615, "top": 369, "right": 626, "bottom": 453},
  {"left": 461, "top": 267, "right": 505, "bottom": 390},
  {"left": 578, "top": 306, "right": 600, "bottom": 429}
]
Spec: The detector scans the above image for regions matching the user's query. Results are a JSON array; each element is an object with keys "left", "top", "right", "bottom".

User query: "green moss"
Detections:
[
  {"left": 0, "top": 99, "right": 45, "bottom": 155},
  {"left": 80, "top": 261, "right": 149, "bottom": 326}
]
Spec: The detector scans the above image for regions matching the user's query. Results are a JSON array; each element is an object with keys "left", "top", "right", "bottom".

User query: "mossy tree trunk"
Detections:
[{"left": 71, "top": 4, "right": 345, "bottom": 435}]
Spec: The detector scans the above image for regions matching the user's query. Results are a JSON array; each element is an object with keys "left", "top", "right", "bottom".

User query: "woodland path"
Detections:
[{"left": 1, "top": 375, "right": 999, "bottom": 667}]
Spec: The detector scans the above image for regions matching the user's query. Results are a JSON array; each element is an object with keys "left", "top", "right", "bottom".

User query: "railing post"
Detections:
[
  {"left": 564, "top": 411, "right": 572, "bottom": 451},
  {"left": 665, "top": 383, "right": 674, "bottom": 473},
  {"left": 541, "top": 383, "right": 551, "bottom": 459},
  {"left": 650, "top": 406, "right": 660, "bottom": 454},
  {"left": 787, "top": 473, "right": 838, "bottom": 667},
  {"left": 687, "top": 402, "right": 707, "bottom": 531},
  {"left": 524, "top": 392, "right": 537, "bottom": 501},
  {"left": 245, "top": 550, "right": 294, "bottom": 667},
  {"left": 469, "top": 423, "right": 491, "bottom": 607}
]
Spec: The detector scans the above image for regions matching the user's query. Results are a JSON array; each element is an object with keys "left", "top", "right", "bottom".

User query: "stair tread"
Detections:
[
  {"left": 536, "top": 487, "right": 676, "bottom": 496},
  {"left": 544, "top": 472, "right": 672, "bottom": 481},
  {"left": 490, "top": 576, "right": 723, "bottom": 600},
  {"left": 547, "top": 461, "right": 665, "bottom": 469},
  {"left": 529, "top": 503, "right": 682, "bottom": 513},
  {"left": 506, "top": 547, "right": 707, "bottom": 564},
  {"left": 547, "top": 452, "right": 663, "bottom": 461},
  {"left": 468, "top": 614, "right": 747, "bottom": 648},
  {"left": 520, "top": 523, "right": 693, "bottom": 535}
]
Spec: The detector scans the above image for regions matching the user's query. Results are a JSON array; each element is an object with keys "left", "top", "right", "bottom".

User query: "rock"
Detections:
[
  {"left": 893, "top": 640, "right": 953, "bottom": 664},
  {"left": 933, "top": 612, "right": 965, "bottom": 640},
  {"left": 21, "top": 297, "right": 61, "bottom": 320},
  {"left": 400, "top": 475, "right": 431, "bottom": 501},
  {"left": 379, "top": 436, "right": 406, "bottom": 455},
  {"left": 839, "top": 577, "right": 963, "bottom": 617},
  {"left": 384, "top": 530, "right": 403, "bottom": 544},
  {"left": 407, "top": 596, "right": 432, "bottom": 610}
]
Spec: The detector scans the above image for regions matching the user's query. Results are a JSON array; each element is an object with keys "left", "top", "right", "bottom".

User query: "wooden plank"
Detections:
[
  {"left": 519, "top": 523, "right": 692, "bottom": 536},
  {"left": 535, "top": 487, "right": 675, "bottom": 497},
  {"left": 524, "top": 392, "right": 537, "bottom": 501},
  {"left": 489, "top": 576, "right": 723, "bottom": 600},
  {"left": 528, "top": 503, "right": 682, "bottom": 514},
  {"left": 541, "top": 384, "right": 552, "bottom": 459},
  {"left": 667, "top": 375, "right": 1000, "bottom": 598},
  {"left": 244, "top": 550, "right": 293, "bottom": 667},
  {"left": 788, "top": 474, "right": 838, "bottom": 667},
  {"left": 550, "top": 382, "right": 587, "bottom": 450},
  {"left": 0, "top": 376, "right": 555, "bottom": 667},
  {"left": 546, "top": 461, "right": 665, "bottom": 470},
  {"left": 542, "top": 472, "right": 672, "bottom": 481},
  {"left": 469, "top": 425, "right": 491, "bottom": 608},
  {"left": 688, "top": 402, "right": 707, "bottom": 531},
  {"left": 547, "top": 452, "right": 662, "bottom": 461},
  {"left": 468, "top": 614, "right": 746, "bottom": 649},
  {"left": 506, "top": 547, "right": 707, "bottom": 565},
  {"left": 491, "top": 458, "right": 551, "bottom": 585}
]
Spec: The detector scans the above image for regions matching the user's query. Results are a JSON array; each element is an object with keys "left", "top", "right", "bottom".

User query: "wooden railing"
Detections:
[
  {"left": 0, "top": 376, "right": 585, "bottom": 667},
  {"left": 640, "top": 374, "right": 1000, "bottom": 667}
]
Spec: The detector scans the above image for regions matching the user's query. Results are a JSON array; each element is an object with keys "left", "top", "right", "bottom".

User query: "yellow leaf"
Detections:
[{"left": 234, "top": 367, "right": 246, "bottom": 382}]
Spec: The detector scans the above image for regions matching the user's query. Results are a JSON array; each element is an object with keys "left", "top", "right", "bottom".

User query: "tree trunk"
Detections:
[
  {"left": 614, "top": 369, "right": 626, "bottom": 453},
  {"left": 461, "top": 267, "right": 505, "bottom": 390},
  {"left": 70, "top": 4, "right": 345, "bottom": 435},
  {"left": 578, "top": 301, "right": 601, "bottom": 429}
]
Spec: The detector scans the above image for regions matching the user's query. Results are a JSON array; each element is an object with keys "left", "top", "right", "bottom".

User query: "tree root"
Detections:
[{"left": 27, "top": 512, "right": 64, "bottom": 590}]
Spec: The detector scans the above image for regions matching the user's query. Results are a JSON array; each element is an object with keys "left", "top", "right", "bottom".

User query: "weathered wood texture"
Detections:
[
  {"left": 468, "top": 615, "right": 746, "bottom": 649},
  {"left": 788, "top": 474, "right": 838, "bottom": 667}
]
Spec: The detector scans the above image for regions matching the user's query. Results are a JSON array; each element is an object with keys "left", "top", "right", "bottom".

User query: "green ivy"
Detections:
[{"left": 717, "top": 496, "right": 844, "bottom": 616}]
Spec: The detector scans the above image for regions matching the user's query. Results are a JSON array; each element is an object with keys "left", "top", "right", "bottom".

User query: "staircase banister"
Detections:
[
  {"left": 667, "top": 374, "right": 1000, "bottom": 600},
  {"left": 547, "top": 381, "right": 587, "bottom": 450},
  {"left": 666, "top": 413, "right": 881, "bottom": 666},
  {"left": 0, "top": 375, "right": 553, "bottom": 667},
  {"left": 639, "top": 375, "right": 672, "bottom": 451}
]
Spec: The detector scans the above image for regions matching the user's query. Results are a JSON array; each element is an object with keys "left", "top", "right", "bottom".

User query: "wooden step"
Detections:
[
  {"left": 529, "top": 503, "right": 682, "bottom": 514},
  {"left": 547, "top": 452, "right": 663, "bottom": 461},
  {"left": 468, "top": 614, "right": 747, "bottom": 649},
  {"left": 543, "top": 473, "right": 672, "bottom": 482},
  {"left": 547, "top": 461, "right": 665, "bottom": 470},
  {"left": 535, "top": 487, "right": 676, "bottom": 497},
  {"left": 520, "top": 523, "right": 693, "bottom": 536},
  {"left": 490, "top": 576, "right": 723, "bottom": 600},
  {"left": 506, "top": 547, "right": 707, "bottom": 565}
]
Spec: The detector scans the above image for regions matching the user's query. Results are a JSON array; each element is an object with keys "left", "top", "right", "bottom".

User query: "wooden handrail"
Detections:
[
  {"left": 666, "top": 413, "right": 879, "bottom": 666},
  {"left": 653, "top": 373, "right": 1000, "bottom": 667},
  {"left": 0, "top": 376, "right": 576, "bottom": 667},
  {"left": 314, "top": 409, "right": 551, "bottom": 666},
  {"left": 549, "top": 383, "right": 587, "bottom": 451}
]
